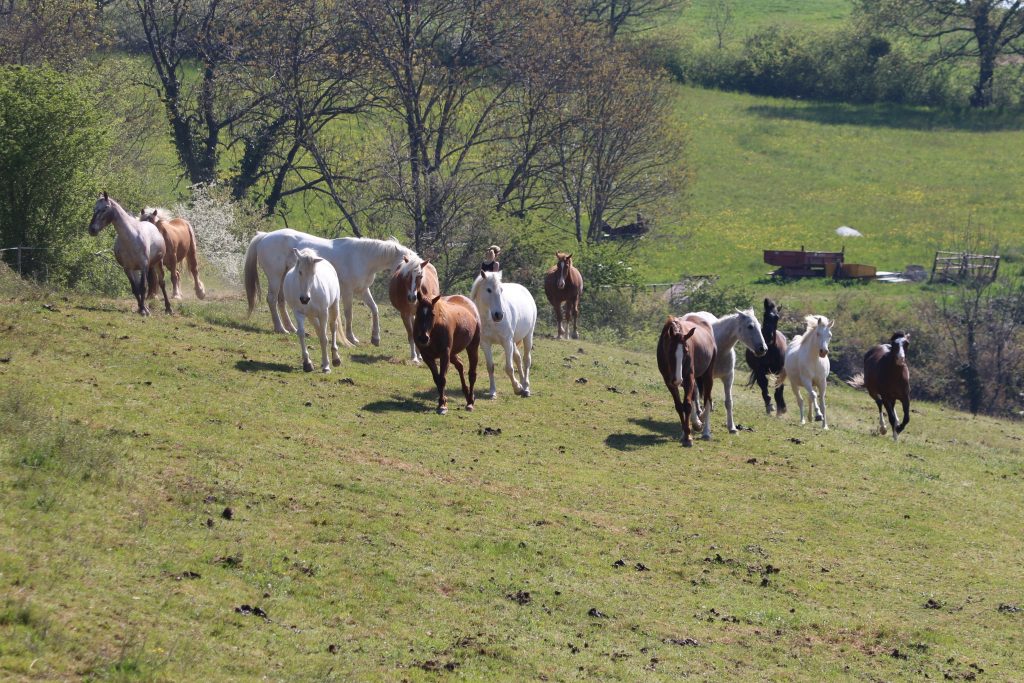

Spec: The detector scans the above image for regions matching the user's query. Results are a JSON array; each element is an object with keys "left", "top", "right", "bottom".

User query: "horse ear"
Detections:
[
  {"left": 567, "top": 253, "right": 572, "bottom": 260},
  {"left": 403, "top": 255, "right": 409, "bottom": 263},
  {"left": 764, "top": 297, "right": 771, "bottom": 309},
  {"left": 421, "top": 258, "right": 429, "bottom": 267},
  {"left": 683, "top": 328, "right": 696, "bottom": 340},
  {"left": 430, "top": 295, "right": 442, "bottom": 306},
  {"left": 828, "top": 319, "right": 835, "bottom": 328},
  {"left": 102, "top": 190, "right": 109, "bottom": 200}
]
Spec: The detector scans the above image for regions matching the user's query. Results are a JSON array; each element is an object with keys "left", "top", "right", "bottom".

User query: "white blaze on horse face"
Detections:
[
  {"left": 818, "top": 322, "right": 832, "bottom": 358},
  {"left": 406, "top": 262, "right": 422, "bottom": 303},
  {"left": 673, "top": 341, "right": 684, "bottom": 387},
  {"left": 557, "top": 260, "right": 567, "bottom": 289}
]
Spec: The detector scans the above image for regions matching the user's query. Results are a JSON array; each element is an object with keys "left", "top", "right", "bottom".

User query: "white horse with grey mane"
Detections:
[
  {"left": 470, "top": 270, "right": 538, "bottom": 398},
  {"left": 245, "top": 229, "right": 415, "bottom": 344},
  {"left": 682, "top": 308, "right": 769, "bottom": 438},
  {"left": 283, "top": 248, "right": 350, "bottom": 373}
]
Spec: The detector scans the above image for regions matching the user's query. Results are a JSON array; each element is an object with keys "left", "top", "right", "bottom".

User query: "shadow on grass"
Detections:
[
  {"left": 235, "top": 359, "right": 293, "bottom": 373},
  {"left": 362, "top": 395, "right": 426, "bottom": 414},
  {"left": 604, "top": 417, "right": 680, "bottom": 451},
  {"left": 188, "top": 311, "right": 265, "bottom": 334},
  {"left": 747, "top": 102, "right": 1024, "bottom": 132},
  {"left": 351, "top": 353, "right": 392, "bottom": 365}
]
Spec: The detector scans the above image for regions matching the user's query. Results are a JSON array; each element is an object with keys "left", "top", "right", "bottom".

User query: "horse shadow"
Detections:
[
  {"left": 604, "top": 417, "right": 679, "bottom": 451},
  {"left": 362, "top": 394, "right": 426, "bottom": 414},
  {"left": 234, "top": 359, "right": 293, "bottom": 373}
]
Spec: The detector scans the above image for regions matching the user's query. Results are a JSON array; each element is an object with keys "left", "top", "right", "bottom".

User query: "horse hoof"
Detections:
[
  {"left": 371, "top": 337, "right": 381, "bottom": 347},
  {"left": 520, "top": 389, "right": 530, "bottom": 398},
  {"left": 681, "top": 438, "right": 693, "bottom": 447},
  {"left": 173, "top": 294, "right": 183, "bottom": 300},
  {"left": 701, "top": 434, "right": 712, "bottom": 441},
  {"left": 332, "top": 358, "right": 342, "bottom": 367},
  {"left": 437, "top": 406, "right": 448, "bottom": 415},
  {"left": 487, "top": 392, "right": 497, "bottom": 400},
  {"left": 322, "top": 367, "right": 331, "bottom": 374},
  {"left": 729, "top": 428, "right": 739, "bottom": 434},
  {"left": 303, "top": 361, "right": 314, "bottom": 372}
]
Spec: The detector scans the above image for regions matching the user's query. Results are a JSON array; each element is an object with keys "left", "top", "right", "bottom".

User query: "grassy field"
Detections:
[
  {"left": 665, "top": 0, "right": 851, "bottom": 38},
  {"left": 2, "top": 270, "right": 1023, "bottom": 681}
]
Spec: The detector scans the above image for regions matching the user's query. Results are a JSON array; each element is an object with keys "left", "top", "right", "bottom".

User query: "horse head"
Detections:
[
  {"left": 139, "top": 207, "right": 159, "bottom": 225},
  {"left": 291, "top": 248, "right": 324, "bottom": 306},
  {"left": 414, "top": 293, "right": 443, "bottom": 347},
  {"left": 662, "top": 318, "right": 696, "bottom": 387},
  {"left": 88, "top": 192, "right": 113, "bottom": 236},
  {"left": 890, "top": 332, "right": 909, "bottom": 366},
  {"left": 813, "top": 316, "right": 833, "bottom": 359},
  {"left": 474, "top": 270, "right": 505, "bottom": 323},
  {"left": 400, "top": 256, "right": 428, "bottom": 304},
  {"left": 555, "top": 252, "right": 573, "bottom": 289},
  {"left": 762, "top": 298, "right": 781, "bottom": 340},
  {"left": 737, "top": 307, "right": 768, "bottom": 357}
]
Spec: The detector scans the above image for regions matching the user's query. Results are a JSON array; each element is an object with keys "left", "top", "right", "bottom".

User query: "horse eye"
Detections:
[{"left": 486, "top": 288, "right": 491, "bottom": 293}]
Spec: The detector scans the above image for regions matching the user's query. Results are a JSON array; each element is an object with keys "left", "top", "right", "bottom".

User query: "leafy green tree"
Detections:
[{"left": 0, "top": 66, "right": 109, "bottom": 283}]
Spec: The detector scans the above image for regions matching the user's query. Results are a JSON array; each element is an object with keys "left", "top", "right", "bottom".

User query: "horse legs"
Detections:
[
  {"left": 329, "top": 301, "right": 343, "bottom": 367},
  {"left": 433, "top": 354, "right": 450, "bottom": 414},
  {"left": 483, "top": 342, "right": 498, "bottom": 399},
  {"left": 668, "top": 384, "right": 693, "bottom": 447},
  {"left": 791, "top": 377, "right": 806, "bottom": 425},
  {"left": 500, "top": 337, "right": 524, "bottom": 397},
  {"left": 895, "top": 397, "right": 910, "bottom": 439},
  {"left": 361, "top": 288, "right": 381, "bottom": 346},
  {"left": 774, "top": 379, "right": 787, "bottom": 416},
  {"left": 314, "top": 313, "right": 332, "bottom": 373},
  {"left": 699, "top": 375, "right": 713, "bottom": 440},
  {"left": 169, "top": 256, "right": 183, "bottom": 299},
  {"left": 341, "top": 290, "right": 359, "bottom": 345},
  {"left": 815, "top": 380, "right": 828, "bottom": 430},
  {"left": 150, "top": 262, "right": 172, "bottom": 314},
  {"left": 402, "top": 312, "right": 419, "bottom": 363},
  {"left": 466, "top": 333, "right": 479, "bottom": 410},
  {"left": 519, "top": 332, "right": 533, "bottom": 397},
  {"left": 569, "top": 296, "right": 580, "bottom": 340},
  {"left": 128, "top": 269, "right": 148, "bottom": 316},
  {"left": 756, "top": 370, "right": 773, "bottom": 415},
  {"left": 277, "top": 287, "right": 296, "bottom": 333},
  {"left": 552, "top": 302, "right": 564, "bottom": 340},
  {"left": 295, "top": 312, "right": 313, "bottom": 372},
  {"left": 874, "top": 397, "right": 887, "bottom": 435},
  {"left": 722, "top": 371, "right": 738, "bottom": 433},
  {"left": 451, "top": 353, "right": 473, "bottom": 411}
]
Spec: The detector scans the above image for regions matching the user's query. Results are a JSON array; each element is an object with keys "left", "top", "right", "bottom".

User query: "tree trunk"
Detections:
[{"left": 970, "top": 9, "right": 996, "bottom": 108}]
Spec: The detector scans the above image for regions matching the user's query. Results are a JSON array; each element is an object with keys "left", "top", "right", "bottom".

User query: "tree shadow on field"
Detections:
[
  {"left": 604, "top": 417, "right": 680, "bottom": 451},
  {"left": 747, "top": 102, "right": 1024, "bottom": 132},
  {"left": 362, "top": 394, "right": 426, "bottom": 414},
  {"left": 351, "top": 353, "right": 391, "bottom": 365},
  {"left": 235, "top": 359, "right": 293, "bottom": 373}
]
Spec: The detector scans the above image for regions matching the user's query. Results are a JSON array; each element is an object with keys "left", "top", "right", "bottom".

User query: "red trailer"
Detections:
[{"left": 764, "top": 246, "right": 845, "bottom": 278}]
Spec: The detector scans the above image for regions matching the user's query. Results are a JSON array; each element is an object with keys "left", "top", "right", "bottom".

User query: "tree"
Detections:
[
  {"left": 706, "top": 0, "right": 735, "bottom": 49},
  {"left": 859, "top": 0, "right": 1024, "bottom": 108},
  {"left": 0, "top": 1, "right": 99, "bottom": 68},
  {"left": 578, "top": 0, "right": 684, "bottom": 42}
]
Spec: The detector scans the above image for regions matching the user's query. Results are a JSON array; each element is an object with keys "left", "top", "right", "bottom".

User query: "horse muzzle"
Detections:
[
  {"left": 299, "top": 295, "right": 310, "bottom": 305},
  {"left": 754, "top": 346, "right": 768, "bottom": 358},
  {"left": 819, "top": 349, "right": 829, "bottom": 358},
  {"left": 407, "top": 294, "right": 417, "bottom": 304},
  {"left": 416, "top": 334, "right": 429, "bottom": 346},
  {"left": 492, "top": 311, "right": 503, "bottom": 322},
  {"left": 88, "top": 226, "right": 99, "bottom": 236},
  {"left": 557, "top": 279, "right": 566, "bottom": 290}
]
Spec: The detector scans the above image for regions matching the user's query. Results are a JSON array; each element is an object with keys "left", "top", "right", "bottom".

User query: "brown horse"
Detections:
[
  {"left": 543, "top": 252, "right": 583, "bottom": 340},
  {"left": 847, "top": 332, "right": 911, "bottom": 441},
  {"left": 388, "top": 255, "right": 439, "bottom": 363},
  {"left": 139, "top": 208, "right": 206, "bottom": 300},
  {"left": 413, "top": 294, "right": 481, "bottom": 415},
  {"left": 745, "top": 297, "right": 788, "bottom": 415},
  {"left": 657, "top": 316, "right": 717, "bottom": 447}
]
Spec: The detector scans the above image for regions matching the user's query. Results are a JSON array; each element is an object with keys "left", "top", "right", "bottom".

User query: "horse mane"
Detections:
[
  {"left": 397, "top": 253, "right": 424, "bottom": 279},
  {"left": 355, "top": 236, "right": 415, "bottom": 262},
  {"left": 556, "top": 251, "right": 570, "bottom": 260},
  {"left": 470, "top": 270, "right": 501, "bottom": 300},
  {"left": 143, "top": 207, "right": 174, "bottom": 222},
  {"left": 802, "top": 314, "right": 830, "bottom": 335}
]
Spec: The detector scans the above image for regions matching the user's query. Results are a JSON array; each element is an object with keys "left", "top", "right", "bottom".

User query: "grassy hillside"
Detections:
[
  {"left": 2, "top": 273, "right": 1022, "bottom": 681},
  {"left": 638, "top": 86, "right": 1024, "bottom": 285},
  {"left": 665, "top": 0, "right": 851, "bottom": 38}
]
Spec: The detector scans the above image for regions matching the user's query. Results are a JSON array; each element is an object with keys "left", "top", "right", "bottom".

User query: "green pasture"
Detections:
[
  {"left": 1, "top": 272, "right": 1022, "bottom": 681},
  {"left": 665, "top": 0, "right": 852, "bottom": 39}
]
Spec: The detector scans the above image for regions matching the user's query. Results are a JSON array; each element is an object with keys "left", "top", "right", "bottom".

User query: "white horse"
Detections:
[
  {"left": 245, "top": 229, "right": 415, "bottom": 344},
  {"left": 470, "top": 270, "right": 538, "bottom": 398},
  {"left": 781, "top": 315, "right": 834, "bottom": 429},
  {"left": 88, "top": 192, "right": 171, "bottom": 316},
  {"left": 683, "top": 309, "right": 768, "bottom": 437},
  {"left": 283, "top": 248, "right": 350, "bottom": 373}
]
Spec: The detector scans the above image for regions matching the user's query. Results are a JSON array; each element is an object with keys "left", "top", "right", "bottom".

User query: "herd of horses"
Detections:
[{"left": 88, "top": 193, "right": 912, "bottom": 441}]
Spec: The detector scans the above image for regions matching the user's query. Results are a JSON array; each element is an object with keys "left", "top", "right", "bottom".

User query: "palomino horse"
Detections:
[
  {"left": 745, "top": 298, "right": 788, "bottom": 415},
  {"left": 781, "top": 315, "right": 834, "bottom": 429},
  {"left": 244, "top": 229, "right": 415, "bottom": 343},
  {"left": 413, "top": 294, "right": 481, "bottom": 415},
  {"left": 139, "top": 208, "right": 206, "bottom": 300},
  {"left": 88, "top": 192, "right": 171, "bottom": 316},
  {"left": 388, "top": 255, "right": 439, "bottom": 363},
  {"left": 847, "top": 332, "right": 911, "bottom": 441},
  {"left": 657, "top": 316, "right": 717, "bottom": 447},
  {"left": 543, "top": 252, "right": 583, "bottom": 340},
  {"left": 283, "top": 248, "right": 350, "bottom": 373},
  {"left": 470, "top": 269, "right": 538, "bottom": 399},
  {"left": 684, "top": 308, "right": 768, "bottom": 436}
]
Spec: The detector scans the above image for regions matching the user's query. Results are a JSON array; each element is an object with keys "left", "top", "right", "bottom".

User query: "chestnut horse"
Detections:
[
  {"left": 847, "top": 332, "right": 911, "bottom": 441},
  {"left": 543, "top": 252, "right": 583, "bottom": 340},
  {"left": 745, "top": 298, "right": 788, "bottom": 415},
  {"left": 657, "top": 316, "right": 717, "bottom": 447},
  {"left": 413, "top": 294, "right": 481, "bottom": 414},
  {"left": 140, "top": 208, "right": 206, "bottom": 300},
  {"left": 388, "top": 255, "right": 439, "bottom": 363}
]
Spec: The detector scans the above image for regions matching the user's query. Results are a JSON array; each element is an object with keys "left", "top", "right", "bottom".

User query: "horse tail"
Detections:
[
  {"left": 846, "top": 373, "right": 866, "bottom": 390},
  {"left": 244, "top": 231, "right": 267, "bottom": 316},
  {"left": 185, "top": 220, "right": 207, "bottom": 300},
  {"left": 744, "top": 367, "right": 757, "bottom": 388}
]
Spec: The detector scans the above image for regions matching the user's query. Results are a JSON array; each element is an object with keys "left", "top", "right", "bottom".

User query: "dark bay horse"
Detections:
[
  {"left": 745, "top": 297, "right": 788, "bottom": 415},
  {"left": 414, "top": 294, "right": 481, "bottom": 414},
  {"left": 657, "top": 316, "right": 717, "bottom": 447},
  {"left": 847, "top": 332, "right": 911, "bottom": 441},
  {"left": 543, "top": 252, "right": 583, "bottom": 340}
]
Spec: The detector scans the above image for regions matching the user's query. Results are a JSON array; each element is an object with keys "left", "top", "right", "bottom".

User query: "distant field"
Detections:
[
  {"left": 637, "top": 86, "right": 1024, "bottom": 285},
  {"left": 2, "top": 273, "right": 1023, "bottom": 681},
  {"left": 664, "top": 0, "right": 851, "bottom": 39}
]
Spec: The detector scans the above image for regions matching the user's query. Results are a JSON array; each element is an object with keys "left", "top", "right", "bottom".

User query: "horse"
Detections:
[
  {"left": 244, "top": 229, "right": 415, "bottom": 343},
  {"left": 543, "top": 252, "right": 583, "bottom": 340},
  {"left": 413, "top": 294, "right": 481, "bottom": 415},
  {"left": 657, "top": 316, "right": 717, "bottom": 447},
  {"left": 847, "top": 332, "right": 911, "bottom": 441},
  {"left": 88, "top": 192, "right": 171, "bottom": 316},
  {"left": 684, "top": 308, "right": 768, "bottom": 436},
  {"left": 745, "top": 298, "right": 788, "bottom": 416},
  {"left": 781, "top": 315, "right": 834, "bottom": 429},
  {"left": 139, "top": 208, "right": 206, "bottom": 300},
  {"left": 387, "top": 255, "right": 439, "bottom": 363},
  {"left": 470, "top": 269, "right": 538, "bottom": 399},
  {"left": 283, "top": 248, "right": 350, "bottom": 373}
]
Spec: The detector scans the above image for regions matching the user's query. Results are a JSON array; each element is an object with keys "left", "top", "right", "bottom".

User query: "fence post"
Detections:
[{"left": 16, "top": 246, "right": 22, "bottom": 276}]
